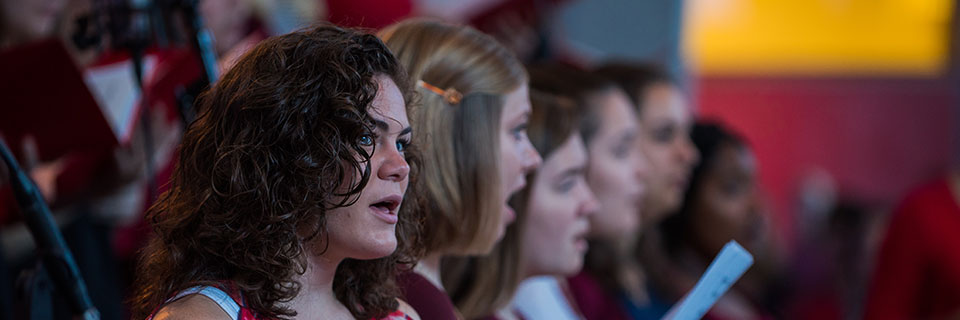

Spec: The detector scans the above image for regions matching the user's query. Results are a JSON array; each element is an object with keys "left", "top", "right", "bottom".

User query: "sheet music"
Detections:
[
  {"left": 662, "top": 240, "right": 754, "bottom": 320},
  {"left": 82, "top": 57, "right": 156, "bottom": 144}
]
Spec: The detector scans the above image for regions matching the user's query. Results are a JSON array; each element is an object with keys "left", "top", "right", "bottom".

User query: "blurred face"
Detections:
[
  {"left": 586, "top": 89, "right": 646, "bottom": 240},
  {"left": 324, "top": 75, "right": 412, "bottom": 260},
  {"left": 690, "top": 143, "right": 762, "bottom": 255},
  {"left": 521, "top": 134, "right": 598, "bottom": 277},
  {"left": 638, "top": 83, "right": 699, "bottom": 223},
  {"left": 1, "top": 0, "right": 66, "bottom": 45},
  {"left": 498, "top": 84, "right": 543, "bottom": 239},
  {"left": 199, "top": 0, "right": 253, "bottom": 54}
]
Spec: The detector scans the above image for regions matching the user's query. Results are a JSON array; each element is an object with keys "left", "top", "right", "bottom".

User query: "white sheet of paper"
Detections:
[
  {"left": 662, "top": 240, "right": 754, "bottom": 320},
  {"left": 82, "top": 57, "right": 156, "bottom": 144}
]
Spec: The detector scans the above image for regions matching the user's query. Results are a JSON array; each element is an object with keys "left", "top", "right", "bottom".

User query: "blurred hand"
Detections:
[
  {"left": 22, "top": 136, "right": 65, "bottom": 202},
  {"left": 0, "top": 135, "right": 65, "bottom": 202}
]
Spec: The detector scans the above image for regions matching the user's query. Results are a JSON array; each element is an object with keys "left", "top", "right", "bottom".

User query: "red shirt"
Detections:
[
  {"left": 864, "top": 178, "right": 960, "bottom": 319},
  {"left": 567, "top": 271, "right": 629, "bottom": 320},
  {"left": 398, "top": 271, "right": 459, "bottom": 320}
]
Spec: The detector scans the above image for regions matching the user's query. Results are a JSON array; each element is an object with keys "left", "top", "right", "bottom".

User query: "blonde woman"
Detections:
[
  {"left": 442, "top": 90, "right": 600, "bottom": 320},
  {"left": 380, "top": 19, "right": 542, "bottom": 319},
  {"left": 441, "top": 63, "right": 648, "bottom": 320}
]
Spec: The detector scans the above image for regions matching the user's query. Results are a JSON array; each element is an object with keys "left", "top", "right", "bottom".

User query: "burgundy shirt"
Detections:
[
  {"left": 567, "top": 271, "right": 630, "bottom": 320},
  {"left": 864, "top": 178, "right": 960, "bottom": 319},
  {"left": 398, "top": 271, "right": 459, "bottom": 320}
]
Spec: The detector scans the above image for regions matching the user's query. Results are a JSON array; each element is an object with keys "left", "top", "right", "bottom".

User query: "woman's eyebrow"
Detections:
[
  {"left": 373, "top": 118, "right": 412, "bottom": 135},
  {"left": 372, "top": 119, "right": 390, "bottom": 131}
]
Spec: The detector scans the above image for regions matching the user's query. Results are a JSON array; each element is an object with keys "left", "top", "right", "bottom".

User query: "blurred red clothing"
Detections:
[
  {"left": 326, "top": 0, "right": 413, "bottom": 30},
  {"left": 864, "top": 177, "right": 960, "bottom": 319},
  {"left": 398, "top": 271, "right": 459, "bottom": 320}
]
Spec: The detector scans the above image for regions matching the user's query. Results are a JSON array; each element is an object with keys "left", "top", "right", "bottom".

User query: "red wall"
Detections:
[{"left": 696, "top": 77, "right": 958, "bottom": 244}]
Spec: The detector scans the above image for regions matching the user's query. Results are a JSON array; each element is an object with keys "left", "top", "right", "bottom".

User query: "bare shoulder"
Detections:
[
  {"left": 151, "top": 294, "right": 234, "bottom": 320},
  {"left": 396, "top": 298, "right": 421, "bottom": 320}
]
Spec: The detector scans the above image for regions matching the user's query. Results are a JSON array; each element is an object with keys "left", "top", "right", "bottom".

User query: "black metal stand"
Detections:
[{"left": 0, "top": 142, "right": 99, "bottom": 320}]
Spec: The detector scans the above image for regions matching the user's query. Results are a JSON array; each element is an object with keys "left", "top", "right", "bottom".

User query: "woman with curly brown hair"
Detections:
[
  {"left": 130, "top": 25, "right": 421, "bottom": 320},
  {"left": 379, "top": 19, "right": 542, "bottom": 320}
]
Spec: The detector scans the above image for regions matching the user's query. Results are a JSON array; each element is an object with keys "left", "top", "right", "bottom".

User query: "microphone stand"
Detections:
[
  {"left": 1, "top": 142, "right": 100, "bottom": 320},
  {"left": 172, "top": 0, "right": 219, "bottom": 125}
]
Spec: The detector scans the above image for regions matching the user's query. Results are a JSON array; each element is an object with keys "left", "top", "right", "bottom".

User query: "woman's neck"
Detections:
[
  {"left": 608, "top": 233, "right": 648, "bottom": 303},
  {"left": 287, "top": 252, "right": 352, "bottom": 319},
  {"left": 646, "top": 204, "right": 674, "bottom": 226},
  {"left": 414, "top": 253, "right": 445, "bottom": 291}
]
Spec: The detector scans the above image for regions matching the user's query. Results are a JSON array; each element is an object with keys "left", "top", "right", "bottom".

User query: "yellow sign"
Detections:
[{"left": 683, "top": 0, "right": 953, "bottom": 76}]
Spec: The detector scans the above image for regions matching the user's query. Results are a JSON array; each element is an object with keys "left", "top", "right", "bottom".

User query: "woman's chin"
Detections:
[
  {"left": 351, "top": 238, "right": 399, "bottom": 260},
  {"left": 566, "top": 259, "right": 585, "bottom": 276}
]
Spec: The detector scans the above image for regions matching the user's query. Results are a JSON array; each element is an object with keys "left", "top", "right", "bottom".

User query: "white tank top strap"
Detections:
[{"left": 164, "top": 285, "right": 241, "bottom": 320}]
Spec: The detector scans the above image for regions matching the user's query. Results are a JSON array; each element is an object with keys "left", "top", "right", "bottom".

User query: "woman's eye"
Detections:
[
  {"left": 723, "top": 179, "right": 745, "bottom": 197},
  {"left": 512, "top": 124, "right": 528, "bottom": 140},
  {"left": 396, "top": 139, "right": 410, "bottom": 153},
  {"left": 652, "top": 126, "right": 675, "bottom": 143},
  {"left": 555, "top": 177, "right": 577, "bottom": 193},
  {"left": 358, "top": 135, "right": 374, "bottom": 147},
  {"left": 613, "top": 144, "right": 629, "bottom": 159}
]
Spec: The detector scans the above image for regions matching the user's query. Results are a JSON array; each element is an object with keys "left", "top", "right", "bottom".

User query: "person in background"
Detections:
[
  {"left": 1, "top": 0, "right": 149, "bottom": 317},
  {"left": 380, "top": 18, "right": 542, "bottom": 320},
  {"left": 594, "top": 62, "right": 698, "bottom": 228},
  {"left": 0, "top": 0, "right": 70, "bottom": 219},
  {"left": 131, "top": 25, "right": 420, "bottom": 320},
  {"left": 0, "top": 0, "right": 65, "bottom": 47},
  {"left": 594, "top": 62, "right": 698, "bottom": 319},
  {"left": 659, "top": 122, "right": 776, "bottom": 320},
  {"left": 864, "top": 169, "right": 960, "bottom": 319},
  {"left": 441, "top": 91, "right": 599, "bottom": 320},
  {"left": 787, "top": 198, "right": 886, "bottom": 320},
  {"left": 506, "top": 62, "right": 648, "bottom": 320}
]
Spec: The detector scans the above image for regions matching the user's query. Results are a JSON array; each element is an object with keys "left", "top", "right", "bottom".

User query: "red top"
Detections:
[
  {"left": 325, "top": 0, "right": 413, "bottom": 30},
  {"left": 864, "top": 178, "right": 960, "bottom": 319},
  {"left": 398, "top": 271, "right": 459, "bottom": 320},
  {"left": 566, "top": 271, "right": 629, "bottom": 320}
]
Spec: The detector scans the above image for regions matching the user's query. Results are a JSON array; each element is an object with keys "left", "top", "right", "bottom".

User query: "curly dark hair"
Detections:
[{"left": 130, "top": 24, "right": 419, "bottom": 319}]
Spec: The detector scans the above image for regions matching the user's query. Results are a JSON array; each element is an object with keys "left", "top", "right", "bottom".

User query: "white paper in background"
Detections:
[
  {"left": 83, "top": 56, "right": 157, "bottom": 144},
  {"left": 662, "top": 240, "right": 754, "bottom": 320}
]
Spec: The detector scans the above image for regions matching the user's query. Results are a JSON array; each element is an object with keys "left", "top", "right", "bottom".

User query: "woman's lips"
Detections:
[
  {"left": 503, "top": 203, "right": 516, "bottom": 224},
  {"left": 572, "top": 222, "right": 590, "bottom": 253},
  {"left": 369, "top": 205, "right": 398, "bottom": 224},
  {"left": 369, "top": 194, "right": 402, "bottom": 224}
]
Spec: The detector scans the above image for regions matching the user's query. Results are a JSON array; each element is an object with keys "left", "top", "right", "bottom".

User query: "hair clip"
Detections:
[{"left": 418, "top": 80, "right": 463, "bottom": 105}]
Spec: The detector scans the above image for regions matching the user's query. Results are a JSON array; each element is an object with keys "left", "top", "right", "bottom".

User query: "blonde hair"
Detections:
[
  {"left": 380, "top": 19, "right": 527, "bottom": 255},
  {"left": 443, "top": 91, "right": 581, "bottom": 318}
]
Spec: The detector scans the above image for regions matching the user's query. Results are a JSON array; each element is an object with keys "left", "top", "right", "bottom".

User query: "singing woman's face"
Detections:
[
  {"left": 585, "top": 89, "right": 647, "bottom": 240},
  {"left": 637, "top": 83, "right": 699, "bottom": 223},
  {"left": 323, "top": 75, "right": 412, "bottom": 260},
  {"left": 521, "top": 133, "right": 598, "bottom": 277},
  {"left": 690, "top": 142, "right": 763, "bottom": 255},
  {"left": 497, "top": 84, "right": 542, "bottom": 239}
]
